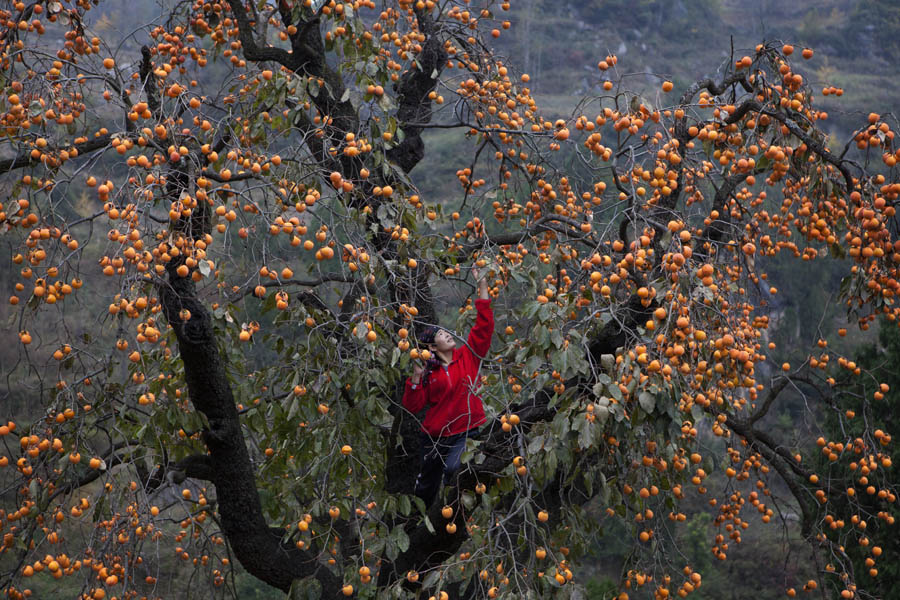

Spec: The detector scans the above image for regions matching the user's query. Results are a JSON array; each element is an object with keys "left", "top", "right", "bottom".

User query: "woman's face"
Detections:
[{"left": 430, "top": 329, "right": 456, "bottom": 352}]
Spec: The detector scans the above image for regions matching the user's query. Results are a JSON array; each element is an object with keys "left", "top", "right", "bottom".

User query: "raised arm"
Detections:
[{"left": 466, "top": 269, "right": 494, "bottom": 359}]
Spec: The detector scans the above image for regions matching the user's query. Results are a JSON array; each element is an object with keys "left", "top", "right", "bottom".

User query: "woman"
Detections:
[{"left": 402, "top": 270, "right": 494, "bottom": 506}]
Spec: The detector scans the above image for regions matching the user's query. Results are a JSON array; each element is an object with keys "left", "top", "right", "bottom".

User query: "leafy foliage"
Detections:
[{"left": 814, "top": 322, "right": 900, "bottom": 599}]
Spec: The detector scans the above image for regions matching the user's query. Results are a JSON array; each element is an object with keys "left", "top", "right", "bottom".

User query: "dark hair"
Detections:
[
  {"left": 417, "top": 325, "right": 444, "bottom": 387},
  {"left": 421, "top": 356, "right": 444, "bottom": 387},
  {"left": 418, "top": 325, "right": 440, "bottom": 345}
]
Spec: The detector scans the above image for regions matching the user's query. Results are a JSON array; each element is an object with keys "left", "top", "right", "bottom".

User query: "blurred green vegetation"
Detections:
[{"left": 812, "top": 322, "right": 900, "bottom": 599}]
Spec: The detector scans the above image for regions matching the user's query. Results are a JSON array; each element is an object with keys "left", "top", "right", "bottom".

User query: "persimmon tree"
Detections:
[
  {"left": 0, "top": 1, "right": 898, "bottom": 599},
  {"left": 814, "top": 321, "right": 900, "bottom": 600}
]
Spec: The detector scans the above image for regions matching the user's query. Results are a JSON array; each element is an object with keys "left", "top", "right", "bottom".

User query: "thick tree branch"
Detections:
[
  {"left": 153, "top": 131, "right": 344, "bottom": 593},
  {"left": 666, "top": 72, "right": 753, "bottom": 212},
  {"left": 139, "top": 45, "right": 161, "bottom": 117},
  {"left": 230, "top": 0, "right": 357, "bottom": 148},
  {"left": 225, "top": 0, "right": 296, "bottom": 68},
  {"left": 276, "top": 0, "right": 322, "bottom": 60},
  {"left": 588, "top": 293, "right": 656, "bottom": 361},
  {"left": 146, "top": 453, "right": 216, "bottom": 490},
  {"left": 0, "top": 135, "right": 111, "bottom": 173},
  {"left": 455, "top": 215, "right": 598, "bottom": 257},
  {"left": 380, "top": 387, "right": 594, "bottom": 593},
  {"left": 692, "top": 169, "right": 755, "bottom": 261},
  {"left": 385, "top": 9, "right": 448, "bottom": 173},
  {"left": 678, "top": 72, "right": 752, "bottom": 107},
  {"left": 724, "top": 416, "right": 816, "bottom": 535},
  {"left": 747, "top": 376, "right": 790, "bottom": 426},
  {"left": 725, "top": 99, "right": 856, "bottom": 192},
  {"left": 227, "top": 273, "right": 351, "bottom": 302},
  {"left": 159, "top": 263, "right": 343, "bottom": 594}
]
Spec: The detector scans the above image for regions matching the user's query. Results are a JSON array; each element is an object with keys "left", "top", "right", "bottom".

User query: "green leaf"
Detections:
[
  {"left": 753, "top": 155, "right": 771, "bottom": 171},
  {"left": 538, "top": 302, "right": 554, "bottom": 322},
  {"left": 525, "top": 354, "right": 544, "bottom": 375},
  {"left": 288, "top": 577, "right": 323, "bottom": 600},
  {"left": 600, "top": 354, "right": 615, "bottom": 372},
  {"left": 390, "top": 346, "right": 401, "bottom": 367},
  {"left": 385, "top": 539, "right": 398, "bottom": 561},
  {"left": 638, "top": 391, "right": 656, "bottom": 414},
  {"left": 691, "top": 403, "right": 705, "bottom": 423},
  {"left": 551, "top": 412, "right": 570, "bottom": 438},
  {"left": 422, "top": 570, "right": 442, "bottom": 590},
  {"left": 551, "top": 348, "right": 568, "bottom": 375},
  {"left": 377, "top": 93, "right": 395, "bottom": 111},
  {"left": 521, "top": 301, "right": 541, "bottom": 319},
  {"left": 544, "top": 450, "right": 558, "bottom": 480},
  {"left": 287, "top": 397, "right": 300, "bottom": 421},
  {"left": 495, "top": 476, "right": 514, "bottom": 493},
  {"left": 608, "top": 382, "right": 622, "bottom": 402},
  {"left": 261, "top": 290, "right": 277, "bottom": 314},
  {"left": 550, "top": 328, "right": 564, "bottom": 348},
  {"left": 578, "top": 421, "right": 594, "bottom": 449},
  {"left": 396, "top": 531, "right": 409, "bottom": 553},
  {"left": 527, "top": 435, "right": 546, "bottom": 454}
]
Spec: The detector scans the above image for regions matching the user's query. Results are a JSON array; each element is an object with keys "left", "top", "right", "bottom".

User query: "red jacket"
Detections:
[{"left": 402, "top": 299, "right": 494, "bottom": 437}]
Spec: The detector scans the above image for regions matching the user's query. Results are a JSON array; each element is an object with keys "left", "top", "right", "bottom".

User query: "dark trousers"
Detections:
[{"left": 414, "top": 430, "right": 473, "bottom": 507}]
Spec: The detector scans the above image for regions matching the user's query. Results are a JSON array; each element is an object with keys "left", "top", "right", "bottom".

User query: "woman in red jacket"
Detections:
[{"left": 402, "top": 270, "right": 494, "bottom": 506}]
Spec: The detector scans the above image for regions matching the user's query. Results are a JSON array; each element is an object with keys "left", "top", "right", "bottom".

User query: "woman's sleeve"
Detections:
[
  {"left": 466, "top": 298, "right": 495, "bottom": 359},
  {"left": 402, "top": 378, "right": 427, "bottom": 413}
]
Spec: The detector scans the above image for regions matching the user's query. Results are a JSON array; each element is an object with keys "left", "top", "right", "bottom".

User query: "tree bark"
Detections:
[{"left": 159, "top": 262, "right": 344, "bottom": 594}]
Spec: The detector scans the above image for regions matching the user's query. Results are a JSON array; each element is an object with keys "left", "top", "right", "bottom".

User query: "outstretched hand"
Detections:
[
  {"left": 472, "top": 267, "right": 490, "bottom": 300},
  {"left": 411, "top": 361, "right": 425, "bottom": 384}
]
